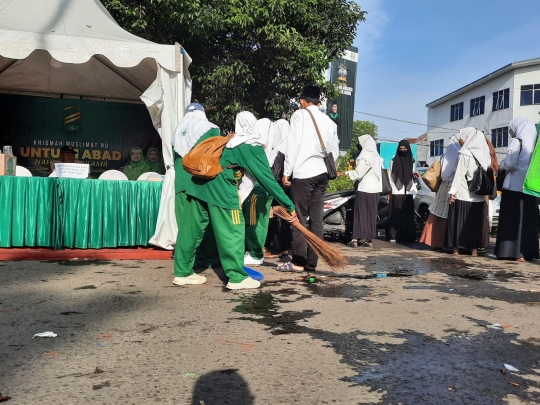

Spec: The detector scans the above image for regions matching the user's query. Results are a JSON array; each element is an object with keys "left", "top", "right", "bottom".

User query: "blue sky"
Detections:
[{"left": 352, "top": 0, "right": 540, "bottom": 142}]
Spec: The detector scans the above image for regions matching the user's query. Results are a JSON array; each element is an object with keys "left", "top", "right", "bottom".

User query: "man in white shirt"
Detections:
[{"left": 280, "top": 85, "right": 339, "bottom": 272}]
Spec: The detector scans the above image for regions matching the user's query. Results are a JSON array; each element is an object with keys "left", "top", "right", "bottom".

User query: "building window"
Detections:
[
  {"left": 450, "top": 102, "right": 463, "bottom": 122},
  {"left": 430, "top": 139, "right": 444, "bottom": 157},
  {"left": 491, "top": 127, "right": 509, "bottom": 148},
  {"left": 470, "top": 96, "right": 485, "bottom": 116},
  {"left": 492, "top": 88, "right": 509, "bottom": 111},
  {"left": 520, "top": 84, "right": 540, "bottom": 106}
]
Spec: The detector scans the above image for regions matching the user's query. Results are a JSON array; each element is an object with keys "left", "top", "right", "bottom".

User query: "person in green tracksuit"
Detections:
[
  {"left": 241, "top": 118, "right": 284, "bottom": 266},
  {"left": 172, "top": 103, "right": 221, "bottom": 272},
  {"left": 172, "top": 108, "right": 297, "bottom": 290},
  {"left": 243, "top": 183, "right": 273, "bottom": 264}
]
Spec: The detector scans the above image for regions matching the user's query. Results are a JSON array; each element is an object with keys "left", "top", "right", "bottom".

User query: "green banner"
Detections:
[
  {"left": 0, "top": 94, "right": 162, "bottom": 178},
  {"left": 523, "top": 128, "right": 540, "bottom": 197},
  {"left": 329, "top": 45, "right": 358, "bottom": 151}
]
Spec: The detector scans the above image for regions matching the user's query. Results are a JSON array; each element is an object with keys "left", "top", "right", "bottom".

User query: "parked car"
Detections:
[
  {"left": 414, "top": 167, "right": 436, "bottom": 227},
  {"left": 490, "top": 195, "right": 501, "bottom": 234}
]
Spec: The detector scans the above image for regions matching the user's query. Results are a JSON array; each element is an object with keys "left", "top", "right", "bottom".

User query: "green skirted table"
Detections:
[{"left": 0, "top": 176, "right": 163, "bottom": 249}]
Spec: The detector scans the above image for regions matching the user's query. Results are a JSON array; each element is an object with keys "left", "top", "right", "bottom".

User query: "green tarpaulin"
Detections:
[{"left": 0, "top": 177, "right": 162, "bottom": 249}]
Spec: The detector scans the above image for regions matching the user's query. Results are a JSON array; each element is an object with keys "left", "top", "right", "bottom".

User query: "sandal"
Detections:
[
  {"left": 516, "top": 258, "right": 526, "bottom": 263},
  {"left": 347, "top": 240, "right": 358, "bottom": 247},
  {"left": 276, "top": 262, "right": 305, "bottom": 273},
  {"left": 304, "top": 265, "right": 316, "bottom": 272},
  {"left": 264, "top": 252, "right": 280, "bottom": 259}
]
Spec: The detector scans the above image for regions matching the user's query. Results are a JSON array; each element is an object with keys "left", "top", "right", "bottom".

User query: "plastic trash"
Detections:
[
  {"left": 376, "top": 273, "right": 387, "bottom": 278},
  {"left": 183, "top": 373, "right": 199, "bottom": 379},
  {"left": 504, "top": 364, "right": 519, "bottom": 372},
  {"left": 33, "top": 331, "right": 57, "bottom": 338},
  {"left": 449, "top": 288, "right": 455, "bottom": 292},
  {"left": 243, "top": 266, "right": 264, "bottom": 281},
  {"left": 487, "top": 323, "right": 503, "bottom": 330}
]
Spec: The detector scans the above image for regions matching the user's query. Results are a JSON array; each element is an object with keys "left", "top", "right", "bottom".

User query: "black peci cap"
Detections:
[
  {"left": 300, "top": 85, "right": 320, "bottom": 100},
  {"left": 60, "top": 145, "right": 75, "bottom": 154}
]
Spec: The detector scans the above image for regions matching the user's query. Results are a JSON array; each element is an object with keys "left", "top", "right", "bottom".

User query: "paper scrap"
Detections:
[{"left": 33, "top": 331, "right": 57, "bottom": 338}]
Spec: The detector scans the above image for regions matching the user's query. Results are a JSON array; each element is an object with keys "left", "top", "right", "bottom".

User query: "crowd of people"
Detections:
[
  {"left": 170, "top": 85, "right": 539, "bottom": 291},
  {"left": 171, "top": 85, "right": 340, "bottom": 289},
  {"left": 421, "top": 119, "right": 539, "bottom": 262}
]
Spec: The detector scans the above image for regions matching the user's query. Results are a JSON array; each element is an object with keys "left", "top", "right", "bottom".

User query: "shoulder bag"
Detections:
[
  {"left": 422, "top": 156, "right": 442, "bottom": 192},
  {"left": 305, "top": 109, "right": 337, "bottom": 180},
  {"left": 468, "top": 155, "right": 495, "bottom": 196},
  {"left": 496, "top": 138, "right": 522, "bottom": 192}
]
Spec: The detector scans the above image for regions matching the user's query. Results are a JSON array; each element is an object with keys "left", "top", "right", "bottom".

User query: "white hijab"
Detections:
[
  {"left": 172, "top": 110, "right": 218, "bottom": 157},
  {"left": 254, "top": 119, "right": 282, "bottom": 166},
  {"left": 441, "top": 134, "right": 462, "bottom": 181},
  {"left": 226, "top": 111, "right": 260, "bottom": 148},
  {"left": 356, "top": 135, "right": 381, "bottom": 179},
  {"left": 459, "top": 127, "right": 490, "bottom": 171},
  {"left": 274, "top": 119, "right": 290, "bottom": 154},
  {"left": 510, "top": 117, "right": 537, "bottom": 162}
]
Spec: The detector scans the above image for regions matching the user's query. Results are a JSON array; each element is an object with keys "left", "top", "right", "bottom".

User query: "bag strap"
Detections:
[
  {"left": 305, "top": 109, "right": 327, "bottom": 155},
  {"left": 516, "top": 138, "right": 523, "bottom": 154}
]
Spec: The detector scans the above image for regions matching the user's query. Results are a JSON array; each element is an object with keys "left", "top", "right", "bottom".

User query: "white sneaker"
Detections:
[
  {"left": 226, "top": 277, "right": 261, "bottom": 290},
  {"left": 244, "top": 252, "right": 263, "bottom": 265},
  {"left": 172, "top": 274, "right": 206, "bottom": 286}
]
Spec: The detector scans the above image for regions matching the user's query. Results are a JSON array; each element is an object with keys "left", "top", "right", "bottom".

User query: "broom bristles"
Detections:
[{"left": 274, "top": 206, "right": 348, "bottom": 271}]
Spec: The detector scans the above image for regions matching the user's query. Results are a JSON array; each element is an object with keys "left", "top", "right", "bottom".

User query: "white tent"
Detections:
[{"left": 0, "top": 0, "right": 192, "bottom": 249}]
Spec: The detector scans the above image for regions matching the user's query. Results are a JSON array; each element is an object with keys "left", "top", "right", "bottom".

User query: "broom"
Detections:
[{"left": 273, "top": 206, "right": 348, "bottom": 271}]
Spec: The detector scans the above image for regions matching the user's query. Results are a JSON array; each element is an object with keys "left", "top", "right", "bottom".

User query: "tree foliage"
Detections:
[
  {"left": 327, "top": 120, "right": 378, "bottom": 193},
  {"left": 103, "top": 0, "right": 366, "bottom": 129},
  {"left": 352, "top": 120, "right": 378, "bottom": 142}
]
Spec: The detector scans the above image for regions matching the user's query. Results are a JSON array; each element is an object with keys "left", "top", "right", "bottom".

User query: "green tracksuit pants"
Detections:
[
  {"left": 174, "top": 194, "right": 248, "bottom": 283},
  {"left": 242, "top": 188, "right": 273, "bottom": 260},
  {"left": 175, "top": 191, "right": 220, "bottom": 269}
]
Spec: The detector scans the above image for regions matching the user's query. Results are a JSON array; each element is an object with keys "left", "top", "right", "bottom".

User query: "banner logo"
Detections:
[
  {"left": 64, "top": 106, "right": 81, "bottom": 132},
  {"left": 337, "top": 64, "right": 348, "bottom": 82}
]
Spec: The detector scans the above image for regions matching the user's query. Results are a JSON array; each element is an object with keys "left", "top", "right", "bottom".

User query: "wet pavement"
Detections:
[{"left": 1, "top": 239, "right": 540, "bottom": 404}]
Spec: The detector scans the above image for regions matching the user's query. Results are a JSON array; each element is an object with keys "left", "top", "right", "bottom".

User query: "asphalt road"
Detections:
[{"left": 1, "top": 240, "right": 539, "bottom": 404}]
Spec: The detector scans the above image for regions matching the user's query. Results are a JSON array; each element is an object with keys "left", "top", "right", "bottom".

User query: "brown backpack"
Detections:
[{"left": 182, "top": 132, "right": 235, "bottom": 179}]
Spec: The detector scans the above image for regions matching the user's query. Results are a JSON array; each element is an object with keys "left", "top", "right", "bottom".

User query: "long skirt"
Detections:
[
  {"left": 495, "top": 189, "right": 539, "bottom": 260},
  {"left": 446, "top": 199, "right": 484, "bottom": 250},
  {"left": 386, "top": 194, "right": 416, "bottom": 243},
  {"left": 353, "top": 191, "right": 379, "bottom": 241},
  {"left": 420, "top": 213, "right": 447, "bottom": 248}
]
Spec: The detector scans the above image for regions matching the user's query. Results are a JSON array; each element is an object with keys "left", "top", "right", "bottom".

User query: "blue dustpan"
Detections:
[{"left": 243, "top": 266, "right": 264, "bottom": 281}]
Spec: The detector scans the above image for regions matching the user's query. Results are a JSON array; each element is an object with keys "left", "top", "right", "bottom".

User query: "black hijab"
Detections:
[{"left": 391, "top": 139, "right": 414, "bottom": 191}]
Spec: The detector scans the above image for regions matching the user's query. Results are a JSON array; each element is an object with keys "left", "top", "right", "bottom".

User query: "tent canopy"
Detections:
[
  {"left": 0, "top": 0, "right": 189, "bottom": 102},
  {"left": 0, "top": 0, "right": 192, "bottom": 249}
]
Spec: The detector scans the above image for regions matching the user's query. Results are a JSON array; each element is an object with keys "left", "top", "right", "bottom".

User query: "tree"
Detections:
[
  {"left": 327, "top": 120, "right": 378, "bottom": 192},
  {"left": 103, "top": 0, "right": 366, "bottom": 129},
  {"left": 352, "top": 120, "right": 378, "bottom": 142}
]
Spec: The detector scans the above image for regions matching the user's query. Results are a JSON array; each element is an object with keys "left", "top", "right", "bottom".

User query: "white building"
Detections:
[{"left": 426, "top": 58, "right": 540, "bottom": 165}]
